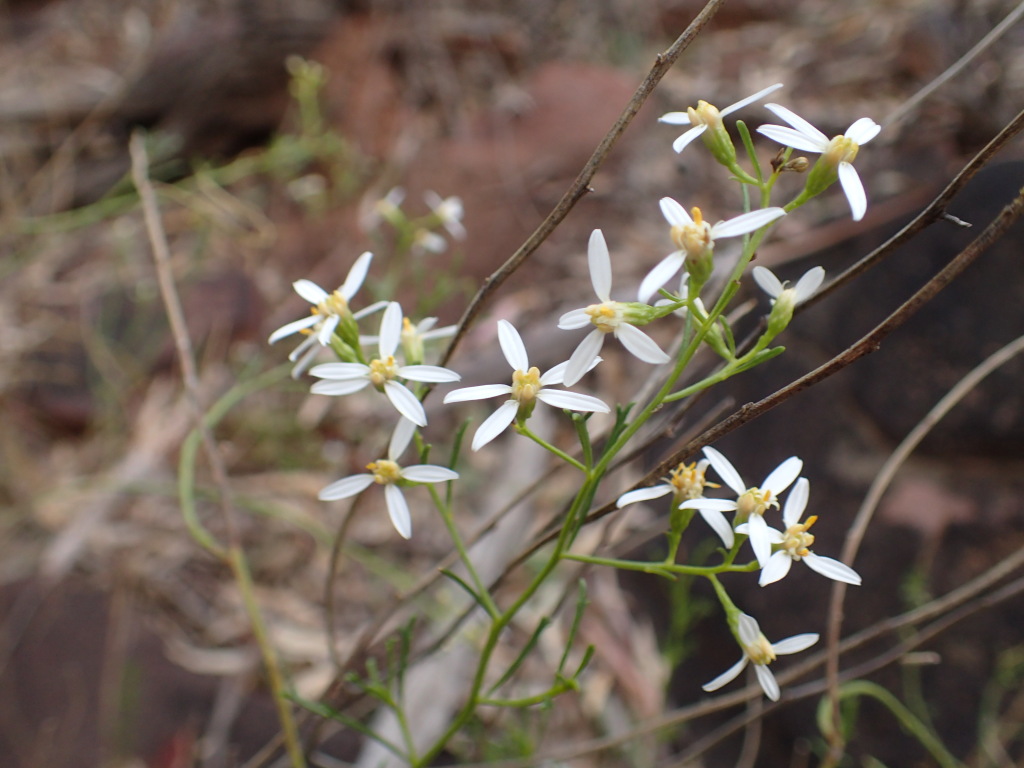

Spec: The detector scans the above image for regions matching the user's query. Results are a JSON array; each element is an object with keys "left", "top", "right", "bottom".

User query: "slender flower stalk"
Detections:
[
  {"left": 757, "top": 105, "right": 881, "bottom": 221},
  {"left": 318, "top": 419, "right": 458, "bottom": 539},
  {"left": 443, "top": 320, "right": 610, "bottom": 451},
  {"left": 702, "top": 612, "right": 818, "bottom": 701},
  {"left": 310, "top": 302, "right": 461, "bottom": 426},
  {"left": 558, "top": 229, "right": 671, "bottom": 387}
]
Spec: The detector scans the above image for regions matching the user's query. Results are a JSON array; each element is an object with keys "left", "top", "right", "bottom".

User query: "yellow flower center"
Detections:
[
  {"left": 824, "top": 135, "right": 859, "bottom": 167},
  {"left": 367, "top": 459, "right": 402, "bottom": 484},
  {"left": 511, "top": 367, "right": 542, "bottom": 404},
  {"left": 585, "top": 302, "right": 623, "bottom": 334},
  {"left": 668, "top": 460, "right": 718, "bottom": 501},
  {"left": 687, "top": 100, "right": 723, "bottom": 130},
  {"left": 745, "top": 633, "right": 777, "bottom": 666},
  {"left": 670, "top": 207, "right": 713, "bottom": 256},
  {"left": 737, "top": 487, "right": 778, "bottom": 518},
  {"left": 780, "top": 515, "right": 818, "bottom": 559},
  {"left": 317, "top": 290, "right": 350, "bottom": 318},
  {"left": 368, "top": 356, "right": 399, "bottom": 387}
]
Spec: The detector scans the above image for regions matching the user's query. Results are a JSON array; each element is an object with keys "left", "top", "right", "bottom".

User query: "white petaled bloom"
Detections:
[
  {"left": 659, "top": 83, "right": 783, "bottom": 154},
  {"left": 752, "top": 265, "right": 825, "bottom": 336},
  {"left": 424, "top": 190, "right": 467, "bottom": 241},
  {"left": 318, "top": 418, "right": 458, "bottom": 539},
  {"left": 681, "top": 446, "right": 802, "bottom": 566},
  {"left": 751, "top": 478, "right": 863, "bottom": 587},
  {"left": 411, "top": 228, "right": 449, "bottom": 254},
  {"left": 640, "top": 198, "right": 786, "bottom": 302},
  {"left": 399, "top": 316, "right": 457, "bottom": 365},
  {"left": 558, "top": 229, "right": 671, "bottom": 387},
  {"left": 361, "top": 187, "right": 406, "bottom": 231},
  {"left": 309, "top": 302, "right": 461, "bottom": 427},
  {"left": 702, "top": 612, "right": 818, "bottom": 701},
  {"left": 268, "top": 251, "right": 382, "bottom": 377},
  {"left": 443, "top": 319, "right": 610, "bottom": 451},
  {"left": 756, "top": 105, "right": 881, "bottom": 222}
]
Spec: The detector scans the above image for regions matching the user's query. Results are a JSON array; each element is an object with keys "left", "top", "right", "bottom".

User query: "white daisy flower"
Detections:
[
  {"left": 558, "top": 229, "right": 671, "bottom": 387},
  {"left": 310, "top": 302, "right": 461, "bottom": 427},
  {"left": 756, "top": 105, "right": 881, "bottom": 221},
  {"left": 749, "top": 478, "right": 862, "bottom": 587},
  {"left": 752, "top": 265, "right": 825, "bottom": 308},
  {"left": 318, "top": 418, "right": 458, "bottom": 539},
  {"left": 268, "top": 251, "right": 385, "bottom": 377},
  {"left": 702, "top": 612, "right": 818, "bottom": 701},
  {"left": 640, "top": 198, "right": 786, "bottom": 302},
  {"left": 443, "top": 319, "right": 610, "bottom": 451},
  {"left": 659, "top": 83, "right": 783, "bottom": 154},
  {"left": 424, "top": 190, "right": 467, "bottom": 241},
  {"left": 681, "top": 446, "right": 802, "bottom": 566}
]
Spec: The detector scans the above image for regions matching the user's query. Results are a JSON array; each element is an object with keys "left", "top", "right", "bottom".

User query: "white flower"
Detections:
[
  {"left": 443, "top": 319, "right": 610, "bottom": 451},
  {"left": 318, "top": 418, "right": 458, "bottom": 539},
  {"left": 751, "top": 478, "right": 862, "bottom": 587},
  {"left": 310, "top": 302, "right": 461, "bottom": 427},
  {"left": 558, "top": 229, "right": 671, "bottom": 387},
  {"left": 681, "top": 446, "right": 802, "bottom": 566},
  {"left": 752, "top": 265, "right": 824, "bottom": 308},
  {"left": 268, "top": 251, "right": 384, "bottom": 377},
  {"left": 702, "top": 612, "right": 818, "bottom": 701},
  {"left": 659, "top": 83, "right": 783, "bottom": 154},
  {"left": 756, "top": 105, "right": 881, "bottom": 221},
  {"left": 640, "top": 198, "right": 786, "bottom": 302},
  {"left": 361, "top": 187, "right": 406, "bottom": 231},
  {"left": 424, "top": 190, "right": 467, "bottom": 241}
]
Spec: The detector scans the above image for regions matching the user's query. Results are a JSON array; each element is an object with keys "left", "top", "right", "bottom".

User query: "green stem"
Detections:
[
  {"left": 517, "top": 422, "right": 586, "bottom": 471},
  {"left": 428, "top": 486, "right": 500, "bottom": 619},
  {"left": 564, "top": 552, "right": 758, "bottom": 577}
]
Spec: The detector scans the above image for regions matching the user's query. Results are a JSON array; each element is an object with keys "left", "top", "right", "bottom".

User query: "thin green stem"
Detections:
[
  {"left": 517, "top": 422, "right": 587, "bottom": 471},
  {"left": 564, "top": 552, "right": 758, "bottom": 577},
  {"left": 428, "top": 486, "right": 500, "bottom": 619}
]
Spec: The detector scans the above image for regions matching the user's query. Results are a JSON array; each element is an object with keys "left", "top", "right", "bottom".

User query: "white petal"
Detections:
[
  {"left": 680, "top": 498, "right": 739, "bottom": 512},
  {"left": 497, "top": 319, "right": 529, "bottom": 372},
  {"left": 738, "top": 523, "right": 784, "bottom": 544},
  {"left": 763, "top": 456, "right": 803, "bottom": 496},
  {"left": 293, "top": 279, "right": 328, "bottom": 305},
  {"left": 720, "top": 83, "right": 784, "bottom": 117},
  {"left": 401, "top": 465, "right": 459, "bottom": 483},
  {"left": 746, "top": 514, "right": 772, "bottom": 568},
  {"left": 318, "top": 473, "right": 375, "bottom": 501},
  {"left": 763, "top": 104, "right": 828, "bottom": 146},
  {"left": 756, "top": 124, "right": 826, "bottom": 153},
  {"left": 269, "top": 315, "right": 320, "bottom": 344},
  {"left": 616, "top": 485, "right": 673, "bottom": 508},
  {"left": 845, "top": 117, "right": 881, "bottom": 145},
  {"left": 378, "top": 302, "right": 403, "bottom": 357},
  {"left": 838, "top": 162, "right": 868, "bottom": 221},
  {"left": 672, "top": 125, "right": 707, "bottom": 154},
  {"left": 289, "top": 342, "right": 321, "bottom": 379},
  {"left": 658, "top": 111, "right": 692, "bottom": 126},
  {"left": 638, "top": 252, "right": 684, "bottom": 303},
  {"left": 804, "top": 553, "right": 862, "bottom": 585},
  {"left": 754, "top": 663, "right": 780, "bottom": 701},
  {"left": 536, "top": 389, "right": 610, "bottom": 413},
  {"left": 792, "top": 267, "right": 825, "bottom": 304},
  {"left": 388, "top": 417, "right": 417, "bottom": 459},
  {"left": 310, "top": 363, "right": 369, "bottom": 380},
  {"left": 752, "top": 266, "right": 783, "bottom": 299},
  {"left": 314, "top": 314, "right": 339, "bottom": 346},
  {"left": 383, "top": 381, "right": 428, "bottom": 427},
  {"left": 443, "top": 384, "right": 513, "bottom": 404},
  {"left": 397, "top": 364, "right": 461, "bottom": 383},
  {"left": 384, "top": 484, "right": 412, "bottom": 539},
  {"left": 562, "top": 330, "right": 605, "bottom": 387},
  {"left": 736, "top": 613, "right": 762, "bottom": 645},
  {"left": 540, "top": 355, "right": 602, "bottom": 386},
  {"left": 702, "top": 446, "right": 746, "bottom": 496},
  {"left": 699, "top": 508, "right": 736, "bottom": 549},
  {"left": 587, "top": 229, "right": 613, "bottom": 301},
  {"left": 353, "top": 300, "right": 389, "bottom": 320},
  {"left": 759, "top": 551, "right": 793, "bottom": 586},
  {"left": 615, "top": 323, "right": 671, "bottom": 365},
  {"left": 711, "top": 207, "right": 786, "bottom": 239},
  {"left": 558, "top": 307, "right": 592, "bottom": 330},
  {"left": 659, "top": 197, "right": 693, "bottom": 228},
  {"left": 310, "top": 379, "right": 370, "bottom": 396},
  {"left": 340, "top": 251, "right": 373, "bottom": 300},
  {"left": 782, "top": 477, "right": 809, "bottom": 527},
  {"left": 772, "top": 633, "right": 819, "bottom": 655},
  {"left": 472, "top": 400, "right": 519, "bottom": 450},
  {"left": 702, "top": 657, "right": 748, "bottom": 692}
]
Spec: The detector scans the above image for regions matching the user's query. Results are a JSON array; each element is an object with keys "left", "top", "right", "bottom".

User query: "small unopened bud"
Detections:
[{"left": 782, "top": 156, "right": 809, "bottom": 173}]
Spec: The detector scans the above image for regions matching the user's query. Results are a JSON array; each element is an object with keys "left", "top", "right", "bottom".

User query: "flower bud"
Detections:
[{"left": 689, "top": 101, "right": 739, "bottom": 168}]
